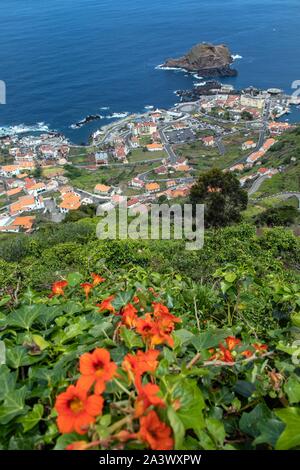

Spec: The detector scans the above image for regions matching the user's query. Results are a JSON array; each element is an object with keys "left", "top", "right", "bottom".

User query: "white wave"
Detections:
[
  {"left": 232, "top": 54, "right": 243, "bottom": 60},
  {"left": 106, "top": 112, "right": 129, "bottom": 119},
  {"left": 194, "top": 81, "right": 207, "bottom": 87},
  {"left": 193, "top": 74, "right": 204, "bottom": 80},
  {"left": 100, "top": 106, "right": 110, "bottom": 110},
  {"left": 0, "top": 122, "right": 51, "bottom": 136},
  {"left": 144, "top": 105, "right": 154, "bottom": 110},
  {"left": 156, "top": 64, "right": 187, "bottom": 73}
]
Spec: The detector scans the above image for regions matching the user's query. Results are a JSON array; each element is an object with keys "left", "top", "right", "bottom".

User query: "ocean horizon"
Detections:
[{"left": 1, "top": 0, "right": 300, "bottom": 143}]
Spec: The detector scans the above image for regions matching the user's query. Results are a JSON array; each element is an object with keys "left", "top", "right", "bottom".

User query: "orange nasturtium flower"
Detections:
[
  {"left": 253, "top": 343, "right": 268, "bottom": 353},
  {"left": 241, "top": 349, "right": 254, "bottom": 358},
  {"left": 91, "top": 273, "right": 106, "bottom": 286},
  {"left": 122, "top": 349, "right": 160, "bottom": 387},
  {"left": 225, "top": 336, "right": 241, "bottom": 351},
  {"left": 97, "top": 295, "right": 116, "bottom": 313},
  {"left": 51, "top": 280, "right": 68, "bottom": 296},
  {"left": 138, "top": 410, "right": 173, "bottom": 450},
  {"left": 210, "top": 343, "right": 234, "bottom": 363},
  {"left": 121, "top": 303, "right": 139, "bottom": 329},
  {"left": 135, "top": 383, "right": 165, "bottom": 418},
  {"left": 77, "top": 348, "right": 117, "bottom": 394},
  {"left": 80, "top": 282, "right": 94, "bottom": 299},
  {"left": 55, "top": 385, "right": 103, "bottom": 435}
]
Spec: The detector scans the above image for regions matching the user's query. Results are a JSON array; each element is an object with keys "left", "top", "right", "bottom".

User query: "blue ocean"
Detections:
[{"left": 0, "top": 0, "right": 300, "bottom": 143}]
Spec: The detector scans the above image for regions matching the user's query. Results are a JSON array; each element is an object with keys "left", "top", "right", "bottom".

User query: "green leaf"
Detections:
[
  {"left": 206, "top": 418, "right": 225, "bottom": 446},
  {"left": 19, "top": 404, "right": 44, "bottom": 432},
  {"left": 32, "top": 335, "right": 50, "bottom": 351},
  {"left": 0, "top": 366, "right": 17, "bottom": 401},
  {"left": 191, "top": 329, "right": 230, "bottom": 351},
  {"left": 66, "top": 272, "right": 83, "bottom": 287},
  {"left": 0, "top": 341, "right": 5, "bottom": 365},
  {"left": 165, "top": 377, "right": 205, "bottom": 433},
  {"left": 240, "top": 404, "right": 272, "bottom": 438},
  {"left": 0, "top": 295, "right": 11, "bottom": 306},
  {"left": 54, "top": 433, "right": 84, "bottom": 450},
  {"left": 112, "top": 290, "right": 134, "bottom": 311},
  {"left": 173, "top": 329, "right": 194, "bottom": 347},
  {"left": 6, "top": 305, "right": 42, "bottom": 330},
  {"left": 167, "top": 406, "right": 185, "bottom": 450},
  {"left": 275, "top": 407, "right": 300, "bottom": 450},
  {"left": 284, "top": 377, "right": 300, "bottom": 404},
  {"left": 224, "top": 272, "right": 237, "bottom": 283},
  {"left": 0, "top": 387, "right": 28, "bottom": 424},
  {"left": 120, "top": 326, "right": 143, "bottom": 349},
  {"left": 6, "top": 346, "right": 45, "bottom": 368},
  {"left": 253, "top": 419, "right": 284, "bottom": 447}
]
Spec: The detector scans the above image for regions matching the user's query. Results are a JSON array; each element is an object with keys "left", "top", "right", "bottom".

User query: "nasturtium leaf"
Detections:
[
  {"left": 165, "top": 377, "right": 205, "bottom": 432},
  {"left": 284, "top": 376, "right": 300, "bottom": 404},
  {"left": 173, "top": 329, "right": 194, "bottom": 347},
  {"left": 206, "top": 418, "right": 225, "bottom": 447},
  {"left": 66, "top": 272, "right": 83, "bottom": 287},
  {"left": 63, "top": 301, "right": 83, "bottom": 316},
  {"left": 120, "top": 326, "right": 144, "bottom": 349},
  {"left": 167, "top": 406, "right": 185, "bottom": 450},
  {"left": 0, "top": 387, "right": 28, "bottom": 424},
  {"left": 6, "top": 346, "right": 45, "bottom": 368},
  {"left": 7, "top": 305, "right": 42, "bottom": 330},
  {"left": 19, "top": 404, "right": 44, "bottom": 432},
  {"left": 275, "top": 407, "right": 300, "bottom": 450}
]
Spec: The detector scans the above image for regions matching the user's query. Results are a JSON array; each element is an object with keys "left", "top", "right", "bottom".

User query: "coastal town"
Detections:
[{"left": 0, "top": 83, "right": 299, "bottom": 234}]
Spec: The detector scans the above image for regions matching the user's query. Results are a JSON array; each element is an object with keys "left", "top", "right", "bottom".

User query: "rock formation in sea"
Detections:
[{"left": 163, "top": 43, "right": 238, "bottom": 77}]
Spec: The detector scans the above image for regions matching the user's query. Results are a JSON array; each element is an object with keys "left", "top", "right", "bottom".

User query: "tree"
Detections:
[
  {"left": 241, "top": 111, "right": 253, "bottom": 121},
  {"left": 190, "top": 168, "right": 248, "bottom": 228},
  {"left": 254, "top": 206, "right": 298, "bottom": 227}
]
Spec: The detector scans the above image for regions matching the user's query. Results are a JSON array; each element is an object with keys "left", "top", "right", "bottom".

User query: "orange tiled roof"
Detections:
[
  {"left": 6, "top": 187, "right": 22, "bottom": 197},
  {"left": 94, "top": 184, "right": 111, "bottom": 193},
  {"left": 146, "top": 143, "right": 163, "bottom": 150},
  {"left": 10, "top": 195, "right": 36, "bottom": 215},
  {"left": 11, "top": 216, "right": 36, "bottom": 230},
  {"left": 146, "top": 183, "right": 160, "bottom": 191}
]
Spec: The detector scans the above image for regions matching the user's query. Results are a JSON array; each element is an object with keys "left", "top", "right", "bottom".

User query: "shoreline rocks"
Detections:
[{"left": 163, "top": 43, "right": 238, "bottom": 78}]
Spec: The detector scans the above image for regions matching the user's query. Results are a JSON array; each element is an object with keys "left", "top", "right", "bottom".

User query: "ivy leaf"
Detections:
[
  {"left": 275, "top": 407, "right": 300, "bottom": 450},
  {"left": 191, "top": 329, "right": 231, "bottom": 351},
  {"left": 120, "top": 326, "right": 143, "bottom": 349},
  {"left": 112, "top": 291, "right": 134, "bottom": 311},
  {"left": 254, "top": 419, "right": 284, "bottom": 447},
  {"left": 0, "top": 366, "right": 17, "bottom": 401},
  {"left": 240, "top": 404, "right": 272, "bottom": 439},
  {"left": 54, "top": 433, "right": 83, "bottom": 450},
  {"left": 284, "top": 377, "right": 300, "bottom": 404},
  {"left": 6, "top": 305, "right": 41, "bottom": 330},
  {"left": 18, "top": 404, "right": 44, "bottom": 432},
  {"left": 0, "top": 387, "right": 29, "bottom": 424},
  {"left": 167, "top": 406, "right": 185, "bottom": 450}
]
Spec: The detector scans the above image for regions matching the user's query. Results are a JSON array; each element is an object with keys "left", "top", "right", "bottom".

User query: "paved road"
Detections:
[
  {"left": 248, "top": 175, "right": 270, "bottom": 196},
  {"left": 215, "top": 136, "right": 226, "bottom": 155},
  {"left": 250, "top": 191, "right": 300, "bottom": 210}
]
